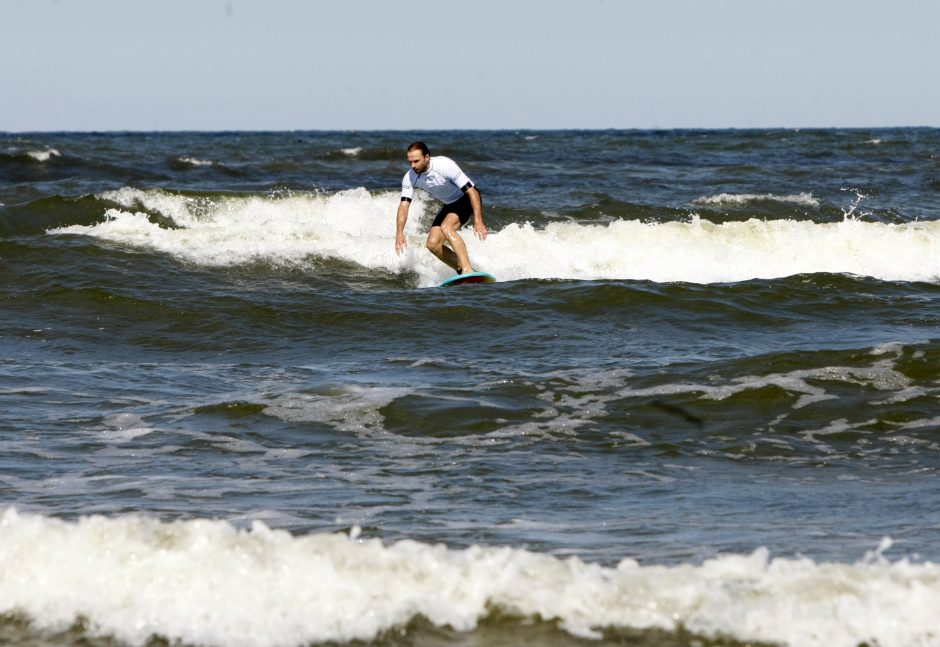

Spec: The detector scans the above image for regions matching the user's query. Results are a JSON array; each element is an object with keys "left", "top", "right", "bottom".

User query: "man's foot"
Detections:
[{"left": 458, "top": 267, "right": 474, "bottom": 275}]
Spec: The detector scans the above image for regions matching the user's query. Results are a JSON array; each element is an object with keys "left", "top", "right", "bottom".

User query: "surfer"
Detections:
[{"left": 395, "top": 142, "right": 487, "bottom": 274}]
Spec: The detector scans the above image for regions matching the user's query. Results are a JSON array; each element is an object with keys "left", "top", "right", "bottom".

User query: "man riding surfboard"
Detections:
[{"left": 395, "top": 142, "right": 487, "bottom": 275}]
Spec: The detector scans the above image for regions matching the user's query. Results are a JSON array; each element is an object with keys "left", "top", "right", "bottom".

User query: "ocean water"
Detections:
[{"left": 1, "top": 129, "right": 940, "bottom": 647}]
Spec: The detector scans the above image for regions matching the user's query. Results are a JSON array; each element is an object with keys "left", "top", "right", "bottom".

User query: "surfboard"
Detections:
[{"left": 439, "top": 271, "right": 496, "bottom": 287}]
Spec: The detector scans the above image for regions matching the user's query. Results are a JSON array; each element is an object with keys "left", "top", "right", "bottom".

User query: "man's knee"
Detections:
[
  {"left": 426, "top": 229, "right": 443, "bottom": 253},
  {"left": 440, "top": 219, "right": 462, "bottom": 241}
]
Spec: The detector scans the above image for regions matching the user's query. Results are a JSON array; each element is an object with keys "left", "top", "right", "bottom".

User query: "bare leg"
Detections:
[
  {"left": 427, "top": 215, "right": 473, "bottom": 273},
  {"left": 426, "top": 228, "right": 460, "bottom": 270},
  {"left": 439, "top": 214, "right": 473, "bottom": 273}
]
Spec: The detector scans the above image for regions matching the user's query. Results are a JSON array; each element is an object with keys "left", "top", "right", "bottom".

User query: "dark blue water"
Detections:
[{"left": 2, "top": 129, "right": 940, "bottom": 647}]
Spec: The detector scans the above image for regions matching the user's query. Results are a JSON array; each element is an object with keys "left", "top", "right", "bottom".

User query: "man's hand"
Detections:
[
  {"left": 395, "top": 232, "right": 407, "bottom": 255},
  {"left": 466, "top": 187, "right": 487, "bottom": 241}
]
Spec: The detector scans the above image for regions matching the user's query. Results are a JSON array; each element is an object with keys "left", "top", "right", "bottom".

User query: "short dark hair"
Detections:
[{"left": 407, "top": 141, "right": 431, "bottom": 156}]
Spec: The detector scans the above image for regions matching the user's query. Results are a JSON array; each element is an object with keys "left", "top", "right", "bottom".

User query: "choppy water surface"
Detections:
[{"left": 2, "top": 129, "right": 940, "bottom": 647}]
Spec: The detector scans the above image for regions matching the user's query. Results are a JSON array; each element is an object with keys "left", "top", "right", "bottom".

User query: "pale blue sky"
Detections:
[{"left": 1, "top": 0, "right": 937, "bottom": 131}]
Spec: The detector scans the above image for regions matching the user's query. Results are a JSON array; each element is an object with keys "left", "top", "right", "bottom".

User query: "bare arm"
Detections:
[
  {"left": 395, "top": 199, "right": 411, "bottom": 254},
  {"left": 466, "top": 187, "right": 487, "bottom": 240}
]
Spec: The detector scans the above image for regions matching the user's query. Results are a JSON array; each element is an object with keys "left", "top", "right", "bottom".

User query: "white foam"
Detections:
[
  {"left": 476, "top": 216, "right": 940, "bottom": 284},
  {"left": 26, "top": 148, "right": 61, "bottom": 162},
  {"left": 263, "top": 384, "right": 415, "bottom": 434},
  {"left": 614, "top": 352, "right": 915, "bottom": 413},
  {"left": 47, "top": 188, "right": 940, "bottom": 285},
  {"left": 99, "top": 413, "right": 156, "bottom": 442},
  {"left": 693, "top": 192, "right": 820, "bottom": 207},
  {"left": 176, "top": 156, "right": 219, "bottom": 167},
  {"left": 1, "top": 508, "right": 938, "bottom": 647},
  {"left": 340, "top": 147, "right": 363, "bottom": 157},
  {"left": 52, "top": 187, "right": 429, "bottom": 275}
]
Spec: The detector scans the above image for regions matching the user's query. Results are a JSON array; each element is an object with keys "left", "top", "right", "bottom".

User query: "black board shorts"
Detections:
[{"left": 431, "top": 192, "right": 475, "bottom": 229}]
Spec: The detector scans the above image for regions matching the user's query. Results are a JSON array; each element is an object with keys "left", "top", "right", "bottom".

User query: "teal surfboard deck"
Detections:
[{"left": 438, "top": 271, "right": 496, "bottom": 287}]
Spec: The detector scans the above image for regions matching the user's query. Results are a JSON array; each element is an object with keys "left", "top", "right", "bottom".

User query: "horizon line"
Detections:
[{"left": 3, "top": 124, "right": 938, "bottom": 135}]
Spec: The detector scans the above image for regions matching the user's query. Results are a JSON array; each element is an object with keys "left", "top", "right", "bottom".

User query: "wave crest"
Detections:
[
  {"left": 46, "top": 188, "right": 940, "bottom": 285},
  {"left": 1, "top": 509, "right": 937, "bottom": 647},
  {"left": 693, "top": 192, "right": 820, "bottom": 207}
]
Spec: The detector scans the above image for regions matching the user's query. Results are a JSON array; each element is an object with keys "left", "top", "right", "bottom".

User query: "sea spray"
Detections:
[
  {"left": 49, "top": 188, "right": 940, "bottom": 285},
  {"left": 2, "top": 509, "right": 939, "bottom": 647}
]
